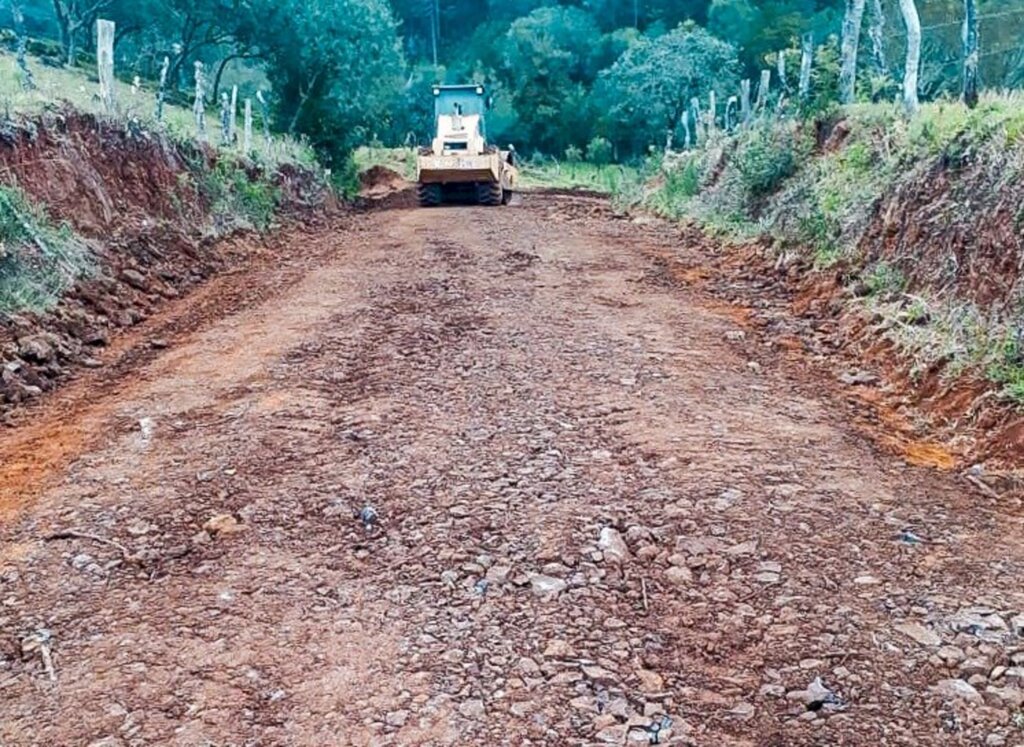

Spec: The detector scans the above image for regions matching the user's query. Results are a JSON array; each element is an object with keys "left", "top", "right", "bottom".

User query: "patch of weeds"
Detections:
[
  {"left": 0, "top": 186, "right": 91, "bottom": 313},
  {"left": 648, "top": 158, "right": 703, "bottom": 218},
  {"left": 798, "top": 209, "right": 841, "bottom": 267},
  {"left": 200, "top": 159, "right": 280, "bottom": 232},
  {"left": 733, "top": 124, "right": 800, "bottom": 197},
  {"left": 862, "top": 261, "right": 907, "bottom": 298},
  {"left": 986, "top": 332, "right": 1024, "bottom": 405}
]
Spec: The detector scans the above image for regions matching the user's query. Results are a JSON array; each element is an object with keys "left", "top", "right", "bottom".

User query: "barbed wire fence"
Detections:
[{"left": 675, "top": 3, "right": 1024, "bottom": 152}]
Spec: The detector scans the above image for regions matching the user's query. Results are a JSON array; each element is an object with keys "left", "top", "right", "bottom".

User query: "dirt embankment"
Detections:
[
  {"left": 0, "top": 111, "right": 331, "bottom": 414},
  {"left": 691, "top": 133, "right": 1024, "bottom": 469}
]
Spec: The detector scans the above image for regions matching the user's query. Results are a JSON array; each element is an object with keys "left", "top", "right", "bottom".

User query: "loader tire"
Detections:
[
  {"left": 417, "top": 183, "right": 442, "bottom": 207},
  {"left": 501, "top": 189, "right": 513, "bottom": 205},
  {"left": 476, "top": 182, "right": 503, "bottom": 207}
]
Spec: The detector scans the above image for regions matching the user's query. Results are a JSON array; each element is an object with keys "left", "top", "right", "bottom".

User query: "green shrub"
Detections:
[
  {"left": 586, "top": 136, "right": 614, "bottom": 166},
  {"left": 733, "top": 125, "right": 799, "bottom": 197},
  {"left": 0, "top": 186, "right": 91, "bottom": 313},
  {"left": 198, "top": 160, "right": 280, "bottom": 232}
]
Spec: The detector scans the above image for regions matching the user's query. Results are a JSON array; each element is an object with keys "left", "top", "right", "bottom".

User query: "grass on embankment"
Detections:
[
  {"left": 0, "top": 52, "right": 317, "bottom": 315},
  {"left": 0, "top": 51, "right": 316, "bottom": 170},
  {"left": 634, "top": 93, "right": 1024, "bottom": 405}
]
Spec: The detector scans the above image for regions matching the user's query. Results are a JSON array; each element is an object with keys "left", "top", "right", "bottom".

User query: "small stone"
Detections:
[
  {"left": 458, "top": 699, "right": 485, "bottom": 719},
  {"left": 728, "top": 701, "right": 755, "bottom": 720},
  {"left": 543, "top": 639, "right": 575, "bottom": 658},
  {"left": 203, "top": 514, "right": 245, "bottom": 536},
  {"left": 664, "top": 566, "right": 693, "bottom": 586},
  {"left": 894, "top": 621, "right": 942, "bottom": 647},
  {"left": 385, "top": 710, "right": 409, "bottom": 727},
  {"left": 853, "top": 575, "right": 881, "bottom": 585},
  {"left": 594, "top": 725, "right": 628, "bottom": 744},
  {"left": 598, "top": 527, "right": 631, "bottom": 563},
  {"left": 932, "top": 678, "right": 982, "bottom": 704},
  {"left": 960, "top": 657, "right": 991, "bottom": 677},
  {"left": 937, "top": 646, "right": 966, "bottom": 666},
  {"left": 636, "top": 669, "right": 664, "bottom": 692},
  {"left": 986, "top": 734, "right": 1007, "bottom": 746},
  {"left": 528, "top": 574, "right": 566, "bottom": 597}
]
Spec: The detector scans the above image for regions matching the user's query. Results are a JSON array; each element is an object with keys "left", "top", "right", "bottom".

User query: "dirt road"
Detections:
[{"left": 2, "top": 194, "right": 1023, "bottom": 746}]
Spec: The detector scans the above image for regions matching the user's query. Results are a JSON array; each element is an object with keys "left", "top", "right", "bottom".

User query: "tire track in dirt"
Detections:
[{"left": 1, "top": 195, "right": 1024, "bottom": 746}]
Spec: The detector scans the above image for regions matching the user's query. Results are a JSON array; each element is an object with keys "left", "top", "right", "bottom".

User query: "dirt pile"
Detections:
[{"left": 0, "top": 111, "right": 331, "bottom": 412}]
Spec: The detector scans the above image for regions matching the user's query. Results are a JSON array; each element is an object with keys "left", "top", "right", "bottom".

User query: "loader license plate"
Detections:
[{"left": 433, "top": 157, "right": 480, "bottom": 169}]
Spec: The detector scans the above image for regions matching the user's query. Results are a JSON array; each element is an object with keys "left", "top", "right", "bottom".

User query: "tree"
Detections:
[
  {"left": 499, "top": 6, "right": 602, "bottom": 154},
  {"left": 51, "top": 0, "right": 112, "bottom": 65},
  {"left": 594, "top": 23, "right": 738, "bottom": 155},
  {"left": 253, "top": 0, "right": 405, "bottom": 171}
]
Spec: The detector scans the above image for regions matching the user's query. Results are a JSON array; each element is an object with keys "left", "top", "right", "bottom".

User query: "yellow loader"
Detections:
[{"left": 416, "top": 84, "right": 518, "bottom": 207}]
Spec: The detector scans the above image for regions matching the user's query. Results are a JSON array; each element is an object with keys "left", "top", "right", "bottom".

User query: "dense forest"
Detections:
[{"left": 5, "top": 0, "right": 1024, "bottom": 170}]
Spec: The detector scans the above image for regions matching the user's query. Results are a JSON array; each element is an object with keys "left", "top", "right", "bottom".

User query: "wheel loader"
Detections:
[{"left": 416, "top": 84, "right": 518, "bottom": 207}]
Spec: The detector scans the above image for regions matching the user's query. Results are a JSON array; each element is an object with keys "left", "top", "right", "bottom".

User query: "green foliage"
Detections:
[
  {"left": 987, "top": 333, "right": 1024, "bottom": 404},
  {"left": 197, "top": 160, "right": 280, "bottom": 232},
  {"left": 862, "top": 262, "right": 907, "bottom": 298},
  {"left": 0, "top": 186, "right": 91, "bottom": 313},
  {"left": 564, "top": 144, "right": 583, "bottom": 162},
  {"left": 593, "top": 24, "right": 739, "bottom": 157},
  {"left": 733, "top": 124, "right": 800, "bottom": 197},
  {"left": 252, "top": 0, "right": 405, "bottom": 171},
  {"left": 586, "top": 136, "right": 614, "bottom": 165},
  {"left": 499, "top": 6, "right": 603, "bottom": 155}
]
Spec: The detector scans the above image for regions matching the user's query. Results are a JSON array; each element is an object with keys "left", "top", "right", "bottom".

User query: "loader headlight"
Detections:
[
  {"left": 475, "top": 86, "right": 484, "bottom": 95},
  {"left": 432, "top": 87, "right": 440, "bottom": 96}
]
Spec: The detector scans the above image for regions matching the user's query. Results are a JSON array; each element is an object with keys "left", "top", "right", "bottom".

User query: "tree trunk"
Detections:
[
  {"left": 839, "top": 0, "right": 867, "bottom": 104},
  {"left": 799, "top": 33, "right": 814, "bottom": 100},
  {"left": 963, "top": 0, "right": 980, "bottom": 108},
  {"left": 898, "top": 0, "right": 921, "bottom": 114}
]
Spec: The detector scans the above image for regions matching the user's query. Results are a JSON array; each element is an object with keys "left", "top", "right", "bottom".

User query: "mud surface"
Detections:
[{"left": 2, "top": 195, "right": 1023, "bottom": 746}]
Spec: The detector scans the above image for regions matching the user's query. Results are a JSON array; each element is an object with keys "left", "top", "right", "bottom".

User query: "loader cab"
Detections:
[{"left": 433, "top": 84, "right": 490, "bottom": 136}]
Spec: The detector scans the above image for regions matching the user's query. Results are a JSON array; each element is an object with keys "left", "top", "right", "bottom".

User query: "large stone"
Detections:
[
  {"left": 598, "top": 527, "right": 631, "bottom": 563},
  {"left": 894, "top": 621, "right": 942, "bottom": 647},
  {"left": 664, "top": 566, "right": 693, "bottom": 586},
  {"left": 528, "top": 573, "right": 566, "bottom": 597},
  {"left": 932, "top": 678, "right": 982, "bottom": 704}
]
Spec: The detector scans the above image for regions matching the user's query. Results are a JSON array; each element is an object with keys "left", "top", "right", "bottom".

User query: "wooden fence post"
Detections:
[
  {"left": 755, "top": 70, "right": 771, "bottom": 114},
  {"left": 799, "top": 33, "right": 814, "bottom": 100},
  {"left": 839, "top": 0, "right": 867, "bottom": 104},
  {"left": 11, "top": 2, "right": 35, "bottom": 91},
  {"left": 244, "top": 99, "right": 253, "bottom": 154},
  {"left": 219, "top": 92, "right": 231, "bottom": 144},
  {"left": 963, "top": 0, "right": 980, "bottom": 108},
  {"left": 229, "top": 85, "right": 239, "bottom": 142},
  {"left": 256, "top": 90, "right": 272, "bottom": 149},
  {"left": 690, "top": 97, "right": 703, "bottom": 145},
  {"left": 777, "top": 50, "right": 789, "bottom": 92},
  {"left": 707, "top": 90, "right": 717, "bottom": 137},
  {"left": 740, "top": 79, "right": 752, "bottom": 126},
  {"left": 156, "top": 56, "right": 169, "bottom": 123},
  {"left": 193, "top": 61, "right": 207, "bottom": 139},
  {"left": 96, "top": 19, "right": 115, "bottom": 113},
  {"left": 898, "top": 0, "right": 921, "bottom": 114},
  {"left": 725, "top": 95, "right": 738, "bottom": 132}
]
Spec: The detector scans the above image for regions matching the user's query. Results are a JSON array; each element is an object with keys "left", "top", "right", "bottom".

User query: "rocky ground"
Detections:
[{"left": 1, "top": 194, "right": 1023, "bottom": 746}]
